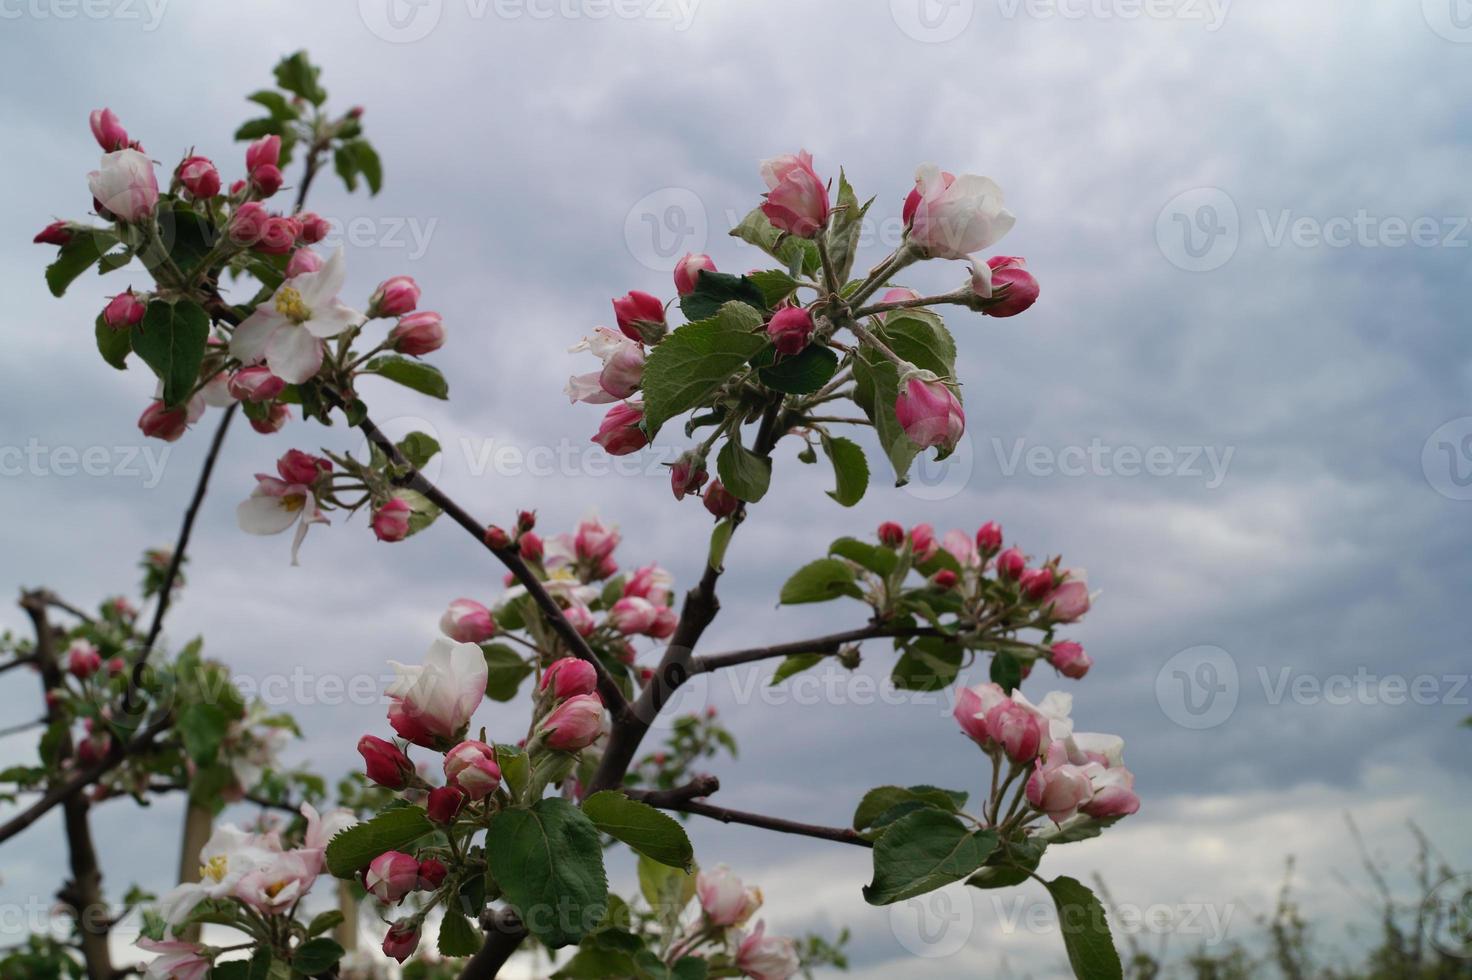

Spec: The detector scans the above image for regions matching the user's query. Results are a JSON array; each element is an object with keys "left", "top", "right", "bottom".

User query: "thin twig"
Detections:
[
  {"left": 627, "top": 777, "right": 871, "bottom": 849},
  {"left": 694, "top": 624, "right": 943, "bottom": 673}
]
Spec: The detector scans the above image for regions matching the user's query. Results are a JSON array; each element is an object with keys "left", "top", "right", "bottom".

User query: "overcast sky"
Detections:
[{"left": 2, "top": 1, "right": 1471, "bottom": 976}]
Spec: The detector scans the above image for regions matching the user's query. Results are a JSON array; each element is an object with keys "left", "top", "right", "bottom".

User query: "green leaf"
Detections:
[
  {"left": 482, "top": 643, "right": 533, "bottom": 702},
  {"left": 708, "top": 518, "right": 734, "bottom": 572},
  {"left": 233, "top": 118, "right": 283, "bottom": 141},
  {"left": 581, "top": 791, "right": 694, "bottom": 870},
  {"left": 967, "top": 840, "right": 1046, "bottom": 890},
  {"left": 851, "top": 350, "right": 919, "bottom": 486},
  {"left": 641, "top": 302, "right": 766, "bottom": 438},
  {"left": 325, "top": 807, "right": 434, "bottom": 877},
  {"left": 338, "top": 140, "right": 383, "bottom": 196},
  {"left": 1045, "top": 877, "right": 1124, "bottom": 980},
  {"left": 990, "top": 652, "right": 1024, "bottom": 693},
  {"left": 637, "top": 853, "right": 696, "bottom": 921},
  {"left": 305, "top": 910, "right": 344, "bottom": 937},
  {"left": 679, "top": 270, "right": 767, "bottom": 322},
  {"left": 486, "top": 798, "right": 608, "bottom": 948},
  {"left": 396, "top": 431, "right": 441, "bottom": 469},
  {"left": 177, "top": 703, "right": 229, "bottom": 766},
  {"left": 365, "top": 355, "right": 449, "bottom": 399},
  {"left": 891, "top": 636, "right": 964, "bottom": 692},
  {"left": 95, "top": 314, "right": 130, "bottom": 370},
  {"left": 246, "top": 89, "right": 297, "bottom": 119},
  {"left": 438, "top": 909, "right": 481, "bottom": 958},
  {"left": 496, "top": 743, "right": 530, "bottom": 802},
  {"left": 756, "top": 344, "right": 839, "bottom": 395},
  {"left": 130, "top": 298, "right": 210, "bottom": 408},
  {"left": 823, "top": 169, "right": 873, "bottom": 285},
  {"left": 748, "top": 269, "right": 801, "bottom": 307},
  {"left": 671, "top": 957, "right": 709, "bottom": 980},
  {"left": 716, "top": 438, "right": 772, "bottom": 503},
  {"left": 157, "top": 203, "right": 218, "bottom": 279},
  {"left": 828, "top": 536, "right": 898, "bottom": 576},
  {"left": 779, "top": 558, "right": 861, "bottom": 604},
  {"left": 863, "top": 809, "right": 997, "bottom": 905},
  {"left": 820, "top": 435, "right": 869, "bottom": 506},
  {"left": 274, "top": 51, "right": 326, "bottom": 105},
  {"left": 46, "top": 229, "right": 119, "bottom": 297},
  {"left": 334, "top": 145, "right": 360, "bottom": 193},
  {"left": 880, "top": 310, "right": 958, "bottom": 379},
  {"left": 770, "top": 653, "right": 825, "bottom": 685},
  {"left": 729, "top": 207, "right": 819, "bottom": 277},
  {"left": 853, "top": 786, "right": 968, "bottom": 832},
  {"left": 291, "top": 938, "right": 344, "bottom": 975}
]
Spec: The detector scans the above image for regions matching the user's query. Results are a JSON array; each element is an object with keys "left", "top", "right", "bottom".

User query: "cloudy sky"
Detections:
[{"left": 3, "top": 0, "right": 1471, "bottom": 976}]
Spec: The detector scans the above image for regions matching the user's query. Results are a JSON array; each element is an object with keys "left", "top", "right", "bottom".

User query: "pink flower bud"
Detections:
[
  {"left": 953, "top": 682, "right": 1007, "bottom": 745},
  {"left": 979, "top": 256, "right": 1038, "bottom": 317},
  {"left": 932, "top": 569, "right": 958, "bottom": 590},
  {"left": 297, "top": 212, "right": 331, "bottom": 244},
  {"left": 228, "top": 366, "right": 286, "bottom": 403},
  {"left": 1026, "top": 745, "right": 1094, "bottom": 824},
  {"left": 909, "top": 523, "right": 937, "bottom": 559},
  {"left": 759, "top": 150, "right": 830, "bottom": 239},
  {"left": 985, "top": 701, "right": 1044, "bottom": 763},
  {"left": 564, "top": 604, "right": 597, "bottom": 637},
  {"left": 35, "top": 221, "right": 72, "bottom": 246},
  {"left": 76, "top": 732, "right": 112, "bottom": 767},
  {"left": 736, "top": 921, "right": 801, "bottom": 980},
  {"left": 996, "top": 547, "right": 1026, "bottom": 581},
  {"left": 670, "top": 451, "right": 709, "bottom": 500},
  {"left": 373, "top": 498, "right": 413, "bottom": 542},
  {"left": 1050, "top": 641, "right": 1092, "bottom": 679},
  {"left": 389, "top": 311, "right": 445, "bottom": 356},
  {"left": 697, "top": 865, "right": 761, "bottom": 926},
  {"left": 426, "top": 784, "right": 466, "bottom": 824},
  {"left": 440, "top": 598, "right": 496, "bottom": 643},
  {"left": 254, "top": 215, "right": 297, "bottom": 254},
  {"left": 106, "top": 657, "right": 126, "bottom": 677},
  {"left": 591, "top": 402, "right": 649, "bottom": 456},
  {"left": 599, "top": 343, "right": 645, "bottom": 399},
  {"left": 444, "top": 740, "right": 502, "bottom": 800},
  {"left": 358, "top": 735, "right": 413, "bottom": 789},
  {"left": 370, "top": 275, "right": 421, "bottom": 318},
  {"left": 876, "top": 286, "right": 922, "bottom": 321},
  {"left": 138, "top": 401, "right": 192, "bottom": 442},
  {"left": 975, "top": 521, "right": 1003, "bottom": 556},
  {"left": 517, "top": 510, "right": 537, "bottom": 532},
  {"left": 767, "top": 306, "right": 815, "bottom": 355},
  {"left": 176, "top": 155, "right": 221, "bottom": 199},
  {"left": 276, "top": 449, "right": 332, "bottom": 486},
  {"left": 67, "top": 642, "right": 102, "bottom": 680},
  {"left": 519, "top": 532, "right": 544, "bottom": 562},
  {"left": 89, "top": 108, "right": 129, "bottom": 151},
  {"left": 102, "top": 290, "right": 146, "bottom": 330},
  {"left": 541, "top": 657, "right": 599, "bottom": 700},
  {"left": 609, "top": 596, "right": 658, "bottom": 635},
  {"left": 649, "top": 606, "right": 678, "bottom": 639},
  {"left": 382, "top": 921, "right": 420, "bottom": 963},
  {"left": 1018, "top": 567, "right": 1054, "bottom": 601},
  {"left": 284, "top": 249, "right": 323, "bottom": 279},
  {"left": 417, "top": 857, "right": 448, "bottom": 890},
  {"left": 228, "top": 202, "right": 269, "bottom": 245},
  {"left": 540, "top": 693, "right": 605, "bottom": 752},
  {"left": 484, "top": 525, "right": 511, "bottom": 550},
  {"left": 894, "top": 373, "right": 964, "bottom": 452},
  {"left": 612, "top": 290, "right": 667, "bottom": 344},
  {"left": 877, "top": 521, "right": 905, "bottom": 547},
  {"left": 245, "top": 135, "right": 281, "bottom": 173},
  {"left": 1045, "top": 575, "right": 1091, "bottom": 623},
  {"left": 250, "top": 164, "right": 284, "bottom": 198},
  {"left": 905, "top": 165, "right": 1015, "bottom": 260},
  {"left": 248, "top": 403, "right": 292, "bottom": 434},
  {"left": 366, "top": 851, "right": 421, "bottom": 903},
  {"left": 703, "top": 480, "right": 739, "bottom": 519},
  {"left": 674, "top": 252, "right": 717, "bottom": 296},
  {"left": 1082, "top": 765, "right": 1140, "bottom": 819}
]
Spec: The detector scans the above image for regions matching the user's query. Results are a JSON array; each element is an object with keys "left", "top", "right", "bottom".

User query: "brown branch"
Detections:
[
  {"left": 694, "top": 624, "right": 944, "bottom": 673},
  {"left": 41, "top": 594, "right": 96, "bottom": 625},
  {"left": 0, "top": 655, "right": 36, "bottom": 676},
  {"left": 627, "top": 776, "right": 871, "bottom": 849},
  {"left": 0, "top": 718, "right": 44, "bottom": 739}
]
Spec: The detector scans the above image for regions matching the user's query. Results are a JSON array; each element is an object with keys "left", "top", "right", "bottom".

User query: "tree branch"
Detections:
[
  {"left": 694, "top": 623, "right": 944, "bottom": 673},
  {"left": 627, "top": 776, "right": 871, "bottom": 849}
]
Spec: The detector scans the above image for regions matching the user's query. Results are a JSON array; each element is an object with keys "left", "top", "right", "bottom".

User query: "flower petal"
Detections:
[
  {"left": 230, "top": 309, "right": 282, "bottom": 365},
  {"left": 265, "top": 324, "right": 324, "bottom": 384},
  {"left": 237, "top": 496, "right": 299, "bottom": 536}
]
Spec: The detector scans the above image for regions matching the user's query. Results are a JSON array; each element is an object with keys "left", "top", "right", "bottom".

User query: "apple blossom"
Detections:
[
  {"left": 519, "top": 532, "right": 545, "bottom": 562},
  {"left": 176, "top": 155, "right": 221, "bottom": 199},
  {"left": 1050, "top": 641, "right": 1092, "bottom": 679},
  {"left": 227, "top": 365, "right": 286, "bottom": 403},
  {"left": 417, "top": 857, "right": 448, "bottom": 890},
  {"left": 735, "top": 920, "right": 801, "bottom": 980},
  {"left": 876, "top": 286, "right": 922, "bottom": 320},
  {"left": 372, "top": 497, "right": 413, "bottom": 542},
  {"left": 674, "top": 252, "right": 717, "bottom": 296},
  {"left": 1019, "top": 567, "right": 1054, "bottom": 601},
  {"left": 985, "top": 700, "right": 1045, "bottom": 763},
  {"left": 612, "top": 289, "right": 667, "bottom": 344},
  {"left": 767, "top": 306, "right": 815, "bottom": 355},
  {"left": 564, "top": 603, "right": 597, "bottom": 637},
  {"left": 484, "top": 524, "right": 512, "bottom": 550},
  {"left": 34, "top": 220, "right": 72, "bottom": 246},
  {"left": 382, "top": 920, "right": 420, "bottom": 962},
  {"left": 1045, "top": 572, "right": 1091, "bottom": 622},
  {"left": 567, "top": 327, "right": 644, "bottom": 404},
  {"left": 236, "top": 849, "right": 319, "bottom": 915},
  {"left": 358, "top": 735, "right": 414, "bottom": 789},
  {"left": 365, "top": 850, "right": 420, "bottom": 903},
  {"left": 592, "top": 401, "right": 649, "bottom": 456},
  {"left": 236, "top": 471, "right": 328, "bottom": 565},
  {"left": 157, "top": 824, "right": 283, "bottom": 933},
  {"left": 1026, "top": 743, "right": 1095, "bottom": 824},
  {"left": 138, "top": 397, "right": 204, "bottom": 443},
  {"left": 1011, "top": 689, "right": 1076, "bottom": 744},
  {"left": 444, "top": 740, "right": 502, "bottom": 799},
  {"left": 539, "top": 693, "right": 605, "bottom": 751},
  {"left": 670, "top": 450, "right": 709, "bottom": 500},
  {"left": 894, "top": 372, "right": 964, "bottom": 452},
  {"left": 953, "top": 681, "right": 1008, "bottom": 745},
  {"left": 136, "top": 939, "right": 209, "bottom": 980},
  {"left": 250, "top": 164, "right": 284, "bottom": 197},
  {"left": 248, "top": 403, "right": 291, "bottom": 434},
  {"left": 440, "top": 598, "right": 497, "bottom": 643},
  {"left": 624, "top": 564, "right": 674, "bottom": 604},
  {"left": 385, "top": 637, "right": 487, "bottom": 747},
  {"left": 697, "top": 864, "right": 762, "bottom": 926},
  {"left": 227, "top": 201, "right": 270, "bottom": 245},
  {"left": 229, "top": 248, "right": 366, "bottom": 384},
  {"left": 89, "top": 108, "right": 129, "bottom": 151},
  {"left": 67, "top": 640, "right": 102, "bottom": 679},
  {"left": 942, "top": 528, "right": 978, "bottom": 568},
  {"left": 102, "top": 290, "right": 146, "bottom": 330},
  {"left": 426, "top": 784, "right": 466, "bottom": 824},
  {"left": 905, "top": 164, "right": 1015, "bottom": 260},
  {"left": 541, "top": 656, "right": 599, "bottom": 700},
  {"left": 297, "top": 212, "right": 331, "bottom": 243},
  {"left": 759, "top": 150, "right": 830, "bottom": 238},
  {"left": 975, "top": 255, "right": 1039, "bottom": 317},
  {"left": 245, "top": 135, "right": 281, "bottom": 173},
  {"left": 909, "top": 523, "right": 937, "bottom": 560},
  {"left": 88, "top": 148, "right": 159, "bottom": 222},
  {"left": 649, "top": 605, "right": 678, "bottom": 639},
  {"left": 255, "top": 215, "right": 298, "bottom": 255},
  {"left": 1081, "top": 763, "right": 1140, "bottom": 819},
  {"left": 610, "top": 596, "right": 659, "bottom": 634},
  {"left": 996, "top": 546, "right": 1026, "bottom": 581},
  {"left": 976, "top": 520, "right": 1003, "bottom": 556},
  {"left": 877, "top": 521, "right": 905, "bottom": 547},
  {"left": 369, "top": 275, "right": 420, "bottom": 318},
  {"left": 276, "top": 449, "right": 332, "bottom": 486},
  {"left": 704, "top": 480, "right": 740, "bottom": 518},
  {"left": 573, "top": 517, "right": 620, "bottom": 564}
]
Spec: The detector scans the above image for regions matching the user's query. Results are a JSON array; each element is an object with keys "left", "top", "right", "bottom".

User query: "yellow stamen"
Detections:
[
  {"left": 274, "top": 286, "right": 309, "bottom": 324},
  {"left": 281, "top": 494, "right": 306, "bottom": 513},
  {"left": 200, "top": 854, "right": 229, "bottom": 883}
]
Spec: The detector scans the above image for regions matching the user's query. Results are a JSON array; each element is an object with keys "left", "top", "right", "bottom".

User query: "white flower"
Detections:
[
  {"left": 908, "top": 163, "right": 1015, "bottom": 260},
  {"left": 236, "top": 475, "right": 328, "bottom": 566},
  {"left": 229, "top": 248, "right": 365, "bottom": 384},
  {"left": 566, "top": 327, "right": 644, "bottom": 404},
  {"left": 88, "top": 148, "right": 159, "bottom": 222},
  {"left": 1010, "top": 689, "right": 1075, "bottom": 743},
  {"left": 157, "top": 824, "right": 280, "bottom": 934},
  {"left": 386, "top": 637, "right": 487, "bottom": 742}
]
